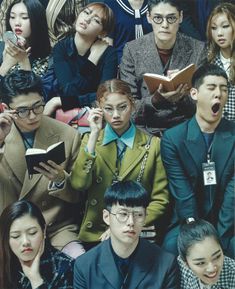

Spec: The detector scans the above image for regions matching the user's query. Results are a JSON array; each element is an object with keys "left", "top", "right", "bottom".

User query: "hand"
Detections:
[
  {"left": 43, "top": 97, "right": 61, "bottom": 116},
  {"left": 19, "top": 239, "right": 45, "bottom": 289},
  {"left": 0, "top": 110, "right": 15, "bottom": 144},
  {"left": 88, "top": 39, "right": 109, "bottom": 65},
  {"left": 34, "top": 160, "right": 65, "bottom": 183},
  {"left": 88, "top": 108, "right": 103, "bottom": 133},
  {"left": 156, "top": 83, "right": 189, "bottom": 103},
  {"left": 99, "top": 228, "right": 110, "bottom": 241}
]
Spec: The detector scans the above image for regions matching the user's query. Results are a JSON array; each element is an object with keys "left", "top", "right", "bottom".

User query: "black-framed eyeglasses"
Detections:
[
  {"left": 9, "top": 103, "right": 45, "bottom": 119},
  {"left": 152, "top": 15, "right": 178, "bottom": 24},
  {"left": 109, "top": 210, "right": 146, "bottom": 224}
]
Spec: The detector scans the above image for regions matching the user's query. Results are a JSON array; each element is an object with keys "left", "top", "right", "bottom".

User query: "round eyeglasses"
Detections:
[
  {"left": 152, "top": 15, "right": 178, "bottom": 24},
  {"left": 103, "top": 105, "right": 129, "bottom": 116},
  {"left": 109, "top": 210, "right": 145, "bottom": 224},
  {"left": 9, "top": 103, "right": 45, "bottom": 119}
]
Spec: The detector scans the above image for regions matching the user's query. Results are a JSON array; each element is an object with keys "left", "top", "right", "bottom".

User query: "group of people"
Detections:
[{"left": 0, "top": 0, "right": 234, "bottom": 288}]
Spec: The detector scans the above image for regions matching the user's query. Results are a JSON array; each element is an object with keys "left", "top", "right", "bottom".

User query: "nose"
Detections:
[
  {"left": 214, "top": 87, "right": 222, "bottom": 99},
  {"left": 127, "top": 213, "right": 134, "bottom": 226},
  {"left": 112, "top": 109, "right": 121, "bottom": 118},
  {"left": 161, "top": 17, "right": 169, "bottom": 28},
  {"left": 217, "top": 27, "right": 223, "bottom": 36},
  {"left": 206, "top": 262, "right": 216, "bottom": 273},
  {"left": 28, "top": 109, "right": 37, "bottom": 119},
  {"left": 22, "top": 234, "right": 30, "bottom": 246}
]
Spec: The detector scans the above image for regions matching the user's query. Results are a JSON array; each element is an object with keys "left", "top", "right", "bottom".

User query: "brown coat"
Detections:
[{"left": 0, "top": 116, "right": 81, "bottom": 249}]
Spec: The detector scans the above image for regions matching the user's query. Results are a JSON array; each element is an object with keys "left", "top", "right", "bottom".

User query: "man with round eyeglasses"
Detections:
[
  {"left": 74, "top": 181, "right": 178, "bottom": 289},
  {"left": 0, "top": 69, "right": 83, "bottom": 258},
  {"left": 120, "top": 0, "right": 207, "bottom": 136}
]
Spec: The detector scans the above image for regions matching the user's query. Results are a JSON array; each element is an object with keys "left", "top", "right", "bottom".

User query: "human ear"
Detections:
[
  {"left": 103, "top": 209, "right": 110, "bottom": 226},
  {"left": 190, "top": 87, "right": 198, "bottom": 101},
  {"left": 146, "top": 11, "right": 152, "bottom": 25},
  {"left": 179, "top": 10, "right": 183, "bottom": 24}
]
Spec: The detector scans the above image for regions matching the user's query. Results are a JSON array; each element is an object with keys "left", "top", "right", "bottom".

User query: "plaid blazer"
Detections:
[
  {"left": 178, "top": 255, "right": 235, "bottom": 289},
  {"left": 17, "top": 245, "right": 74, "bottom": 289},
  {"left": 213, "top": 54, "right": 235, "bottom": 122}
]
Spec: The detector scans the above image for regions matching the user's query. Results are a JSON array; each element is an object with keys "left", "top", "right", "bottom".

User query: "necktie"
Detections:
[{"left": 116, "top": 139, "right": 126, "bottom": 161}]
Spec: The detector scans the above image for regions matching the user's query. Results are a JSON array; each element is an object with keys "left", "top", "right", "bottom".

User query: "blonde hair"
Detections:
[{"left": 206, "top": 2, "right": 235, "bottom": 84}]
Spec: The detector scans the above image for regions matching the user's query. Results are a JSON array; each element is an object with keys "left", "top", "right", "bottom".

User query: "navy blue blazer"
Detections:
[
  {"left": 161, "top": 117, "right": 235, "bottom": 250},
  {"left": 74, "top": 239, "right": 178, "bottom": 289}
]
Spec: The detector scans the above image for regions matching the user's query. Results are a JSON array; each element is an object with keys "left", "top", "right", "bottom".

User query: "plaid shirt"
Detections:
[
  {"left": 213, "top": 55, "right": 235, "bottom": 122},
  {"left": 17, "top": 245, "right": 74, "bottom": 289},
  {"left": 178, "top": 255, "right": 235, "bottom": 289}
]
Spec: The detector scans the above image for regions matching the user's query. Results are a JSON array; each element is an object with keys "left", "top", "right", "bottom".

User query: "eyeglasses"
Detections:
[
  {"left": 9, "top": 103, "right": 45, "bottom": 119},
  {"left": 152, "top": 15, "right": 178, "bottom": 24},
  {"left": 109, "top": 210, "right": 146, "bottom": 223},
  {"left": 103, "top": 104, "right": 129, "bottom": 116}
]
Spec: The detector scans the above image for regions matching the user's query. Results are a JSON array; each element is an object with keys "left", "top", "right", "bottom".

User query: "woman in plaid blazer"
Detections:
[{"left": 177, "top": 219, "right": 235, "bottom": 289}]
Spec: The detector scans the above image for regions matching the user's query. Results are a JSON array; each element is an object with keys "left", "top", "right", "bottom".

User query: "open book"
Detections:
[
  {"left": 25, "top": 141, "right": 65, "bottom": 175},
  {"left": 143, "top": 63, "right": 196, "bottom": 94}
]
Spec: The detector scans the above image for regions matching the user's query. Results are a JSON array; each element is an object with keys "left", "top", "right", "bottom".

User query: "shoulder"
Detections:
[
  {"left": 53, "top": 35, "right": 74, "bottom": 52},
  {"left": 162, "top": 119, "right": 190, "bottom": 141},
  {"left": 219, "top": 256, "right": 235, "bottom": 287},
  {"left": 124, "top": 32, "right": 154, "bottom": 50},
  {"left": 136, "top": 128, "right": 160, "bottom": 145},
  {"left": 218, "top": 118, "right": 235, "bottom": 134},
  {"left": 177, "top": 32, "right": 205, "bottom": 49}
]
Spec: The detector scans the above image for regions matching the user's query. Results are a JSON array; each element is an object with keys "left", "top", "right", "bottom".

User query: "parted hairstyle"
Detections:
[
  {"left": 5, "top": 0, "right": 51, "bottom": 59},
  {"left": 191, "top": 63, "right": 228, "bottom": 90},
  {"left": 104, "top": 180, "right": 149, "bottom": 210},
  {"left": 177, "top": 219, "right": 222, "bottom": 262},
  {"left": 206, "top": 2, "right": 235, "bottom": 84},
  {"left": 0, "top": 69, "right": 43, "bottom": 105},
  {"left": 96, "top": 78, "right": 134, "bottom": 105},
  {"left": 0, "top": 200, "right": 46, "bottom": 289},
  {"left": 147, "top": 0, "right": 182, "bottom": 12},
  {"left": 79, "top": 2, "right": 115, "bottom": 36}
]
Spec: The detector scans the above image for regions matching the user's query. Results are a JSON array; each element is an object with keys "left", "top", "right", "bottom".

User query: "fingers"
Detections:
[
  {"left": 34, "top": 161, "right": 65, "bottom": 182},
  {"left": 88, "top": 108, "right": 103, "bottom": 123}
]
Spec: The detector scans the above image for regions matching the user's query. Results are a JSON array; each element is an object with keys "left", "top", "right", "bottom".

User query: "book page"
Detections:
[{"left": 25, "top": 148, "right": 46, "bottom": 155}]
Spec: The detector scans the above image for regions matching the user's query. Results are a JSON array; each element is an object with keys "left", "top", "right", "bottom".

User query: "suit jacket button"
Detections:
[
  {"left": 90, "top": 199, "right": 97, "bottom": 206},
  {"left": 86, "top": 221, "right": 93, "bottom": 228},
  {"left": 96, "top": 176, "right": 102, "bottom": 183}
]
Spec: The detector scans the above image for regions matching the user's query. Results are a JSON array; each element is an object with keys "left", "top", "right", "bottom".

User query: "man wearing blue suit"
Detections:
[
  {"left": 161, "top": 64, "right": 235, "bottom": 258},
  {"left": 74, "top": 181, "right": 178, "bottom": 289}
]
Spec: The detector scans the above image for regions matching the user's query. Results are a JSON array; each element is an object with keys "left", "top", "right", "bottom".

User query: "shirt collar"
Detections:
[{"left": 102, "top": 122, "right": 136, "bottom": 149}]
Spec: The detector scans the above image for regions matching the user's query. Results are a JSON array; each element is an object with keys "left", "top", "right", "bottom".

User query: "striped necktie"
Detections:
[{"left": 116, "top": 139, "right": 126, "bottom": 161}]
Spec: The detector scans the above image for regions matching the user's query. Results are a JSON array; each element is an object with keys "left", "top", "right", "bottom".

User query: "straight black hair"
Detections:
[
  {"left": 148, "top": 0, "right": 181, "bottom": 12},
  {"left": 5, "top": 0, "right": 51, "bottom": 58},
  {"left": 192, "top": 63, "right": 228, "bottom": 89},
  {"left": 104, "top": 181, "right": 149, "bottom": 210},
  {"left": 177, "top": 219, "right": 222, "bottom": 261}
]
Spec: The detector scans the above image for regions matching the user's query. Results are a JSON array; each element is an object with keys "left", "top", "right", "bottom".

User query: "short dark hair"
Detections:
[
  {"left": 177, "top": 219, "right": 222, "bottom": 261},
  {"left": 0, "top": 200, "right": 46, "bottom": 289},
  {"left": 104, "top": 181, "right": 149, "bottom": 210},
  {"left": 5, "top": 0, "right": 51, "bottom": 58},
  {"left": 0, "top": 70, "right": 43, "bottom": 105},
  {"left": 192, "top": 63, "right": 228, "bottom": 90},
  {"left": 148, "top": 0, "right": 181, "bottom": 12}
]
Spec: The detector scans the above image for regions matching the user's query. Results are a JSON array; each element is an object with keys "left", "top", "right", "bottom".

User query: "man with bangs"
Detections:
[{"left": 161, "top": 64, "right": 235, "bottom": 259}]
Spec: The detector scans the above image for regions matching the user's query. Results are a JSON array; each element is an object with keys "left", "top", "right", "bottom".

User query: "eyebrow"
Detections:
[
  {"left": 104, "top": 101, "right": 128, "bottom": 106},
  {"left": 192, "top": 249, "right": 222, "bottom": 261},
  {"left": 153, "top": 13, "right": 177, "bottom": 16},
  {"left": 15, "top": 100, "right": 43, "bottom": 110},
  {"left": 10, "top": 12, "right": 28, "bottom": 15},
  {"left": 86, "top": 8, "right": 102, "bottom": 19},
  {"left": 10, "top": 226, "right": 38, "bottom": 233}
]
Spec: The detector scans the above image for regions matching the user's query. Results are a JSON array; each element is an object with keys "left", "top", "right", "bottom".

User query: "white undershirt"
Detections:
[{"left": 220, "top": 52, "right": 231, "bottom": 77}]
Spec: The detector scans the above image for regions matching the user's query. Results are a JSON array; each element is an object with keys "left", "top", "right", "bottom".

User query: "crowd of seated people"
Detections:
[{"left": 0, "top": 0, "right": 234, "bottom": 288}]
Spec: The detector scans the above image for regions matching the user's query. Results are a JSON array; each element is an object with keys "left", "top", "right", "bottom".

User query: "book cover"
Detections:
[
  {"left": 25, "top": 141, "right": 65, "bottom": 175},
  {"left": 143, "top": 63, "right": 196, "bottom": 94}
]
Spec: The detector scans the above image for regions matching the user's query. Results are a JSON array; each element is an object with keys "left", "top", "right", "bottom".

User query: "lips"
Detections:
[
  {"left": 204, "top": 271, "right": 217, "bottom": 279},
  {"left": 218, "top": 38, "right": 226, "bottom": 44},
  {"left": 211, "top": 103, "right": 220, "bottom": 114},
  {"left": 14, "top": 28, "right": 22, "bottom": 35},
  {"left": 79, "top": 22, "right": 87, "bottom": 29},
  {"left": 22, "top": 248, "right": 33, "bottom": 253}
]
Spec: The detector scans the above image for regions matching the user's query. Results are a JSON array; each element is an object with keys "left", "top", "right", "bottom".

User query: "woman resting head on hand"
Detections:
[
  {"left": 177, "top": 219, "right": 235, "bottom": 289},
  {"left": 0, "top": 200, "right": 74, "bottom": 289}
]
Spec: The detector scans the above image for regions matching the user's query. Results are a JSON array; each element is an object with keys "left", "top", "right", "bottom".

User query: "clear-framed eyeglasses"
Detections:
[
  {"left": 103, "top": 104, "right": 129, "bottom": 116},
  {"left": 109, "top": 210, "right": 146, "bottom": 224},
  {"left": 152, "top": 14, "right": 178, "bottom": 24},
  {"left": 9, "top": 103, "right": 45, "bottom": 119}
]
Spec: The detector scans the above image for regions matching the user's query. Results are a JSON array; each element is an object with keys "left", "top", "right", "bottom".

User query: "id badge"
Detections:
[{"left": 202, "top": 162, "right": 217, "bottom": 186}]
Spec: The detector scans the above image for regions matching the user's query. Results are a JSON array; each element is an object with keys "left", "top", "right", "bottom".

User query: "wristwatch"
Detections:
[{"left": 186, "top": 217, "right": 195, "bottom": 224}]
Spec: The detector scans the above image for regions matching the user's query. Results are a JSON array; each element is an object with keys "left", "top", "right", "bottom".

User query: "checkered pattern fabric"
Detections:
[
  {"left": 213, "top": 55, "right": 235, "bottom": 122},
  {"left": 178, "top": 255, "right": 235, "bottom": 289}
]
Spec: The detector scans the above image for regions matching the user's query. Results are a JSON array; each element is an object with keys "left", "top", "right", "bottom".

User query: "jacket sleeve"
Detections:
[
  {"left": 217, "top": 174, "right": 235, "bottom": 252},
  {"left": 74, "top": 259, "right": 87, "bottom": 289},
  {"left": 161, "top": 131, "right": 198, "bottom": 220},
  {"left": 162, "top": 257, "right": 179, "bottom": 289},
  {"left": 145, "top": 137, "right": 169, "bottom": 226}
]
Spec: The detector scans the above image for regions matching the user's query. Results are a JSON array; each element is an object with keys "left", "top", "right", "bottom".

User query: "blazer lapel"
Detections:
[
  {"left": 211, "top": 120, "right": 234, "bottom": 184},
  {"left": 119, "top": 131, "right": 148, "bottom": 179},
  {"left": 4, "top": 124, "right": 27, "bottom": 184},
  {"left": 99, "top": 241, "right": 122, "bottom": 289},
  {"left": 183, "top": 117, "right": 207, "bottom": 174},
  {"left": 20, "top": 117, "right": 61, "bottom": 198}
]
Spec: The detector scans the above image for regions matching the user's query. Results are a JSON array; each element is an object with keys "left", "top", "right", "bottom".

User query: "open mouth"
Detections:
[{"left": 211, "top": 103, "right": 220, "bottom": 114}]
